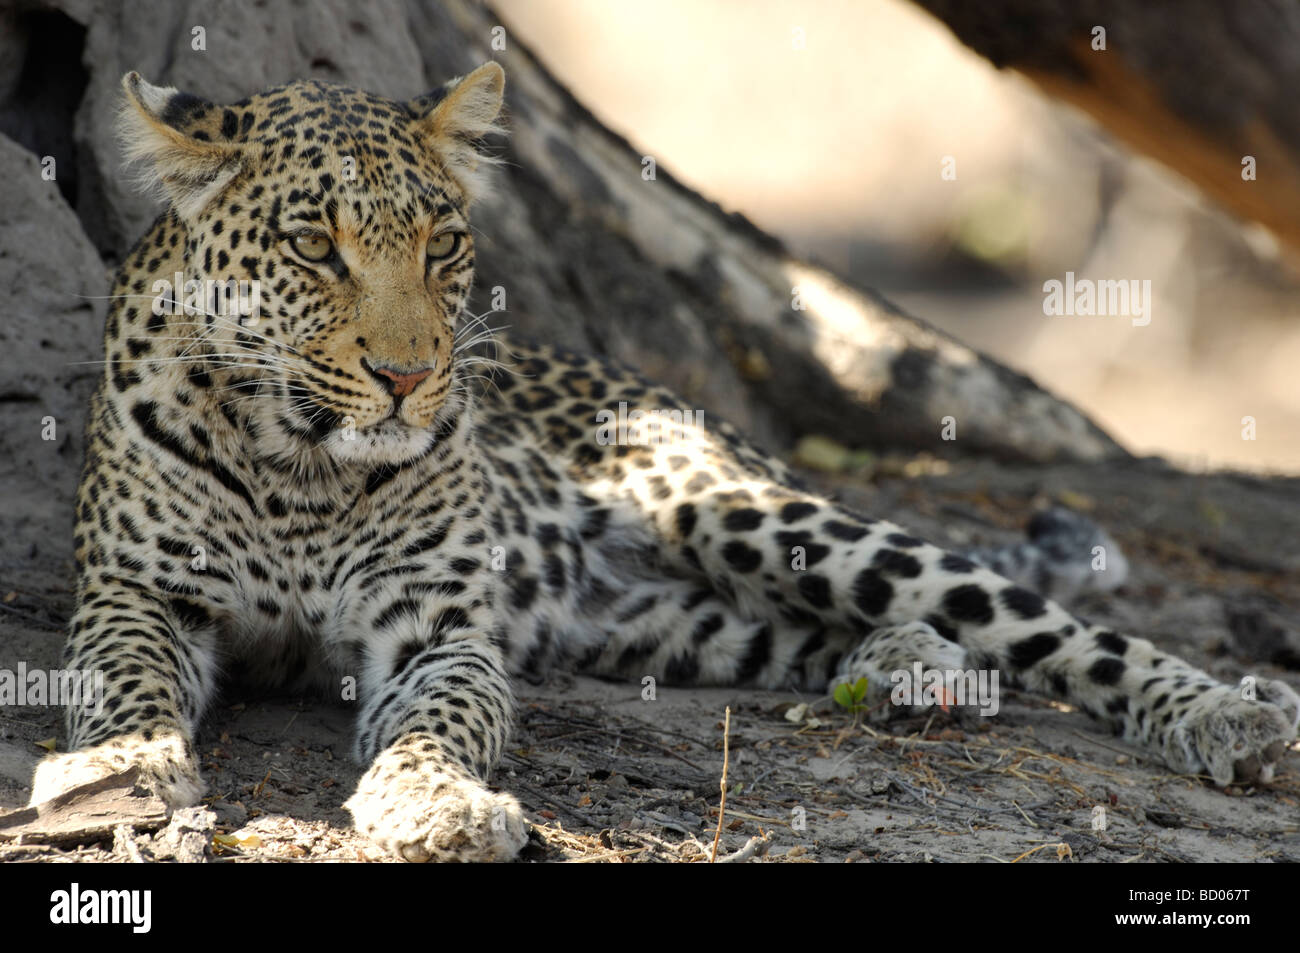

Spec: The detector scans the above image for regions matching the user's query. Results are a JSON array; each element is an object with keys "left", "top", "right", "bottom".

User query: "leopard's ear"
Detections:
[
  {"left": 118, "top": 72, "right": 245, "bottom": 220},
  {"left": 409, "top": 62, "right": 506, "bottom": 203}
]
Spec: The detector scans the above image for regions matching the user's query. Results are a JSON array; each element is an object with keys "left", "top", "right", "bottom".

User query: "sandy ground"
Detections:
[{"left": 2, "top": 456, "right": 1298, "bottom": 863}]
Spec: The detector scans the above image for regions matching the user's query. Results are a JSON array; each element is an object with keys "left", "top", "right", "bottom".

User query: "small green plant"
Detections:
[{"left": 832, "top": 676, "right": 870, "bottom": 719}]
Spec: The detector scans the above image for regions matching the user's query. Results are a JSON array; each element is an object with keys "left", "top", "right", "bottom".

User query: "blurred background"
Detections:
[{"left": 497, "top": 0, "right": 1300, "bottom": 474}]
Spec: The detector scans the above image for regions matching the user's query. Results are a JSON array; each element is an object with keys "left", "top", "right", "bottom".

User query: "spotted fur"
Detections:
[{"left": 31, "top": 63, "right": 1299, "bottom": 861}]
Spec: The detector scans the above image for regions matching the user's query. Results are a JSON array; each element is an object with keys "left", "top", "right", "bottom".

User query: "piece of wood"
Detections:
[{"left": 0, "top": 766, "right": 169, "bottom": 847}]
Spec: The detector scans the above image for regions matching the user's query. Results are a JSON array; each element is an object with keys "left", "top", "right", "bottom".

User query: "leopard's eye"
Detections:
[
  {"left": 426, "top": 232, "right": 461, "bottom": 261},
  {"left": 292, "top": 234, "right": 334, "bottom": 262}
]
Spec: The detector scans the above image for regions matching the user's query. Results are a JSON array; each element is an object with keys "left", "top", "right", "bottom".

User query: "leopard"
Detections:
[{"left": 30, "top": 61, "right": 1299, "bottom": 861}]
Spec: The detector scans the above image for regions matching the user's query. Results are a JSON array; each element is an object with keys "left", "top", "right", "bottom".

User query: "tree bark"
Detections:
[{"left": 0, "top": 767, "right": 169, "bottom": 847}]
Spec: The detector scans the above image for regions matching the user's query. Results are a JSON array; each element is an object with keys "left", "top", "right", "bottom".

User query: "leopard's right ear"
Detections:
[
  {"left": 409, "top": 62, "right": 506, "bottom": 204},
  {"left": 118, "top": 72, "right": 245, "bottom": 220}
]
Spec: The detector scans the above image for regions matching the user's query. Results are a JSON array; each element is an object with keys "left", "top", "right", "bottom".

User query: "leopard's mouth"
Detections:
[
  {"left": 308, "top": 397, "right": 462, "bottom": 466},
  {"left": 318, "top": 418, "right": 436, "bottom": 465},
  {"left": 257, "top": 371, "right": 464, "bottom": 464},
  {"left": 360, "top": 417, "right": 419, "bottom": 439}
]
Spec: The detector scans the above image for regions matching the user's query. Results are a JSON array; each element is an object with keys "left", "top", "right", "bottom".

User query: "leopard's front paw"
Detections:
[
  {"left": 345, "top": 760, "right": 528, "bottom": 863},
  {"left": 29, "top": 733, "right": 203, "bottom": 808},
  {"left": 1168, "top": 680, "right": 1299, "bottom": 786}
]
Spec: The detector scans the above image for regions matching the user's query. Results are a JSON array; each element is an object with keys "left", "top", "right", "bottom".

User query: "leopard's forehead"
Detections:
[
  {"left": 175, "top": 79, "right": 425, "bottom": 146},
  {"left": 170, "top": 79, "right": 465, "bottom": 230},
  {"left": 186, "top": 81, "right": 457, "bottom": 203}
]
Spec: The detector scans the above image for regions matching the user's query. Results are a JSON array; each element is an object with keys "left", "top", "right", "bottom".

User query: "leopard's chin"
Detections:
[{"left": 320, "top": 419, "right": 438, "bottom": 465}]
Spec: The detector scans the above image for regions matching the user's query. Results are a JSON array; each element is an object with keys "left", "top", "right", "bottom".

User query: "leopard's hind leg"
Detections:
[{"left": 587, "top": 415, "right": 1298, "bottom": 785}]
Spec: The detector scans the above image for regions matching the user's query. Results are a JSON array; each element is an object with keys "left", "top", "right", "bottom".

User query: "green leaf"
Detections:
[
  {"left": 852, "top": 677, "right": 869, "bottom": 703},
  {"left": 833, "top": 683, "right": 854, "bottom": 709}
]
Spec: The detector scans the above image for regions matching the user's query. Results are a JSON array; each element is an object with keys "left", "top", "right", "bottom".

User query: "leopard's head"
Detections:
[{"left": 119, "top": 63, "right": 506, "bottom": 465}]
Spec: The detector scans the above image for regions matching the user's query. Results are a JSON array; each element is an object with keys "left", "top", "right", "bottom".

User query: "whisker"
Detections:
[{"left": 72, "top": 296, "right": 304, "bottom": 355}]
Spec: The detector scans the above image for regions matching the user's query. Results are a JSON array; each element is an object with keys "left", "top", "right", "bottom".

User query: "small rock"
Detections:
[
  {"left": 211, "top": 800, "right": 248, "bottom": 827},
  {"left": 158, "top": 806, "right": 217, "bottom": 863}
]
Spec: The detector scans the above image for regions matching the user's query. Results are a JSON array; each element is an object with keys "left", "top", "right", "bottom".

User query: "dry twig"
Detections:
[{"left": 710, "top": 706, "right": 731, "bottom": 863}]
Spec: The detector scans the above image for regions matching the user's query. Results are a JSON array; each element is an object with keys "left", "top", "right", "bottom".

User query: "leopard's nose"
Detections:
[{"left": 363, "top": 359, "right": 435, "bottom": 398}]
